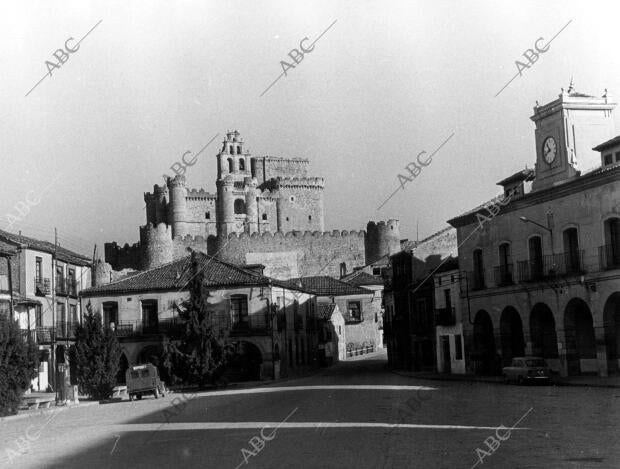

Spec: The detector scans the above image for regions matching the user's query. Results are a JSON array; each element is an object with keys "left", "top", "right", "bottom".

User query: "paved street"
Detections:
[{"left": 2, "top": 352, "right": 619, "bottom": 469}]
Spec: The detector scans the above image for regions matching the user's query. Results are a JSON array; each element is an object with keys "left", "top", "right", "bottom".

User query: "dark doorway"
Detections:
[
  {"left": 141, "top": 300, "right": 158, "bottom": 334},
  {"left": 604, "top": 293, "right": 620, "bottom": 375},
  {"left": 473, "top": 310, "right": 496, "bottom": 375},
  {"left": 441, "top": 336, "right": 451, "bottom": 373},
  {"left": 529, "top": 303, "right": 558, "bottom": 359},
  {"left": 500, "top": 307, "right": 525, "bottom": 366},
  {"left": 564, "top": 298, "right": 596, "bottom": 375}
]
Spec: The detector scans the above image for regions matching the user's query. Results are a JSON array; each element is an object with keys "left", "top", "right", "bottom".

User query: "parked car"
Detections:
[
  {"left": 502, "top": 357, "right": 551, "bottom": 384},
  {"left": 126, "top": 363, "right": 166, "bottom": 400}
]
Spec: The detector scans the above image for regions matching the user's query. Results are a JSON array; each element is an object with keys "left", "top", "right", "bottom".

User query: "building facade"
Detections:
[
  {"left": 0, "top": 230, "right": 91, "bottom": 391},
  {"left": 82, "top": 253, "right": 320, "bottom": 382},
  {"left": 448, "top": 88, "right": 620, "bottom": 377}
]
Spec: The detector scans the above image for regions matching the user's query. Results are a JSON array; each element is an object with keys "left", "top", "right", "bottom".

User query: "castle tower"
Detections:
[
  {"left": 166, "top": 175, "right": 188, "bottom": 238},
  {"left": 365, "top": 219, "right": 401, "bottom": 264},
  {"left": 245, "top": 176, "right": 259, "bottom": 234},
  {"left": 140, "top": 223, "right": 173, "bottom": 269},
  {"left": 92, "top": 259, "right": 113, "bottom": 287},
  {"left": 216, "top": 175, "right": 237, "bottom": 238},
  {"left": 217, "top": 130, "right": 251, "bottom": 179},
  {"left": 144, "top": 183, "right": 168, "bottom": 226}
]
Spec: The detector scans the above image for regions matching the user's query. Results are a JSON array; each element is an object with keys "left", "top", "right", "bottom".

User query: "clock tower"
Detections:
[{"left": 531, "top": 86, "right": 616, "bottom": 192}]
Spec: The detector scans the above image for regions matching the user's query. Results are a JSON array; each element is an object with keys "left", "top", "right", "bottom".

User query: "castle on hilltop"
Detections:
[{"left": 104, "top": 130, "right": 401, "bottom": 280}]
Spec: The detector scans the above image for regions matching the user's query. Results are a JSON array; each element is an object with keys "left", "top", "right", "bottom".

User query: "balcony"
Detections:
[
  {"left": 599, "top": 244, "right": 620, "bottom": 271},
  {"left": 468, "top": 270, "right": 486, "bottom": 291},
  {"left": 113, "top": 317, "right": 185, "bottom": 338},
  {"left": 35, "top": 278, "right": 51, "bottom": 296},
  {"left": 55, "top": 276, "right": 67, "bottom": 295},
  {"left": 55, "top": 321, "right": 77, "bottom": 339},
  {"left": 36, "top": 327, "right": 55, "bottom": 343},
  {"left": 493, "top": 264, "right": 514, "bottom": 287},
  {"left": 435, "top": 306, "right": 456, "bottom": 326},
  {"left": 518, "top": 251, "right": 584, "bottom": 282},
  {"left": 20, "top": 329, "right": 37, "bottom": 343}
]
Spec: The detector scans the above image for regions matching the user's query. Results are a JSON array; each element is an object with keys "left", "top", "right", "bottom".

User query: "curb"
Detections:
[
  {"left": 389, "top": 369, "right": 620, "bottom": 389},
  {"left": 0, "top": 400, "right": 100, "bottom": 424}
]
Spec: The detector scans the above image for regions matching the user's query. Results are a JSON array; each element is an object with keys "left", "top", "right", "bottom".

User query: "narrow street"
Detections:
[{"left": 2, "top": 353, "right": 619, "bottom": 468}]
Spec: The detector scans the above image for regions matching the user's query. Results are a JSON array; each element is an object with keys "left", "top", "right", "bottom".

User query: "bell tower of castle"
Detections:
[{"left": 216, "top": 130, "right": 258, "bottom": 237}]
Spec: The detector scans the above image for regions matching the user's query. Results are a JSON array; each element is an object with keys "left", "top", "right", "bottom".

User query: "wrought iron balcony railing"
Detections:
[
  {"left": 518, "top": 250, "right": 584, "bottom": 282},
  {"left": 599, "top": 244, "right": 620, "bottom": 271},
  {"left": 493, "top": 264, "right": 514, "bottom": 287},
  {"left": 35, "top": 278, "right": 51, "bottom": 296}
]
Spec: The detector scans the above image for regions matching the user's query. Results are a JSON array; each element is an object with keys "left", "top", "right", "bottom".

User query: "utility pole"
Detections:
[{"left": 51, "top": 228, "right": 57, "bottom": 401}]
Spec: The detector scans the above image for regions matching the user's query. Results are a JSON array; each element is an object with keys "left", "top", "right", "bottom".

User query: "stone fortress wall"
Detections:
[{"left": 104, "top": 131, "right": 401, "bottom": 281}]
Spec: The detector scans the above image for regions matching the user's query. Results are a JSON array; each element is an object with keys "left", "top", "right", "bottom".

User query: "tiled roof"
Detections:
[
  {"left": 82, "top": 253, "right": 273, "bottom": 296},
  {"left": 0, "top": 240, "right": 17, "bottom": 256},
  {"left": 285, "top": 276, "right": 372, "bottom": 297},
  {"left": 341, "top": 271, "right": 383, "bottom": 287},
  {"left": 318, "top": 303, "right": 337, "bottom": 320},
  {"left": 0, "top": 230, "right": 90, "bottom": 265},
  {"left": 496, "top": 168, "right": 535, "bottom": 186},
  {"left": 593, "top": 135, "right": 620, "bottom": 152}
]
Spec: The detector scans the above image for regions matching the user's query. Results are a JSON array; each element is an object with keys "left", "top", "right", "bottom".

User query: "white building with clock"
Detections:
[{"left": 446, "top": 86, "right": 620, "bottom": 378}]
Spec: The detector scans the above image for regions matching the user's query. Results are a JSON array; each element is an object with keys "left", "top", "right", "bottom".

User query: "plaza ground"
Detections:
[{"left": 1, "top": 351, "right": 619, "bottom": 468}]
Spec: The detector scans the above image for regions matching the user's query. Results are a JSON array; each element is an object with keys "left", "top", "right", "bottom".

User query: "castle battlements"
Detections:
[
  {"left": 276, "top": 176, "right": 325, "bottom": 189},
  {"left": 187, "top": 188, "right": 217, "bottom": 199}
]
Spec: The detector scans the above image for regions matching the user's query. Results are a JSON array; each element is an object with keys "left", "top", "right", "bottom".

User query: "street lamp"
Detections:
[{"left": 518, "top": 216, "right": 552, "bottom": 233}]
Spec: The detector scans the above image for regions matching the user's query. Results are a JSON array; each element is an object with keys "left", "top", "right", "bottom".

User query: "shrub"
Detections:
[
  {"left": 0, "top": 318, "right": 37, "bottom": 417},
  {"left": 70, "top": 306, "right": 122, "bottom": 400}
]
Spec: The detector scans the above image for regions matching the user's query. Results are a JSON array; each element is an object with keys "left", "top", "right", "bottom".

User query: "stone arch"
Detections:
[
  {"left": 564, "top": 298, "right": 596, "bottom": 376},
  {"left": 472, "top": 310, "right": 497, "bottom": 375},
  {"left": 529, "top": 303, "right": 558, "bottom": 359},
  {"left": 226, "top": 340, "right": 263, "bottom": 381},
  {"left": 604, "top": 292, "right": 620, "bottom": 375},
  {"left": 500, "top": 306, "right": 525, "bottom": 366},
  {"left": 116, "top": 353, "right": 129, "bottom": 385}
]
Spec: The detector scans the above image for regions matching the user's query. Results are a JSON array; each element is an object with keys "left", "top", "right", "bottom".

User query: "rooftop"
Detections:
[
  {"left": 83, "top": 253, "right": 312, "bottom": 297},
  {"left": 593, "top": 134, "right": 620, "bottom": 152},
  {"left": 0, "top": 230, "right": 90, "bottom": 265},
  {"left": 340, "top": 271, "right": 384, "bottom": 287},
  {"left": 285, "top": 276, "right": 372, "bottom": 297}
]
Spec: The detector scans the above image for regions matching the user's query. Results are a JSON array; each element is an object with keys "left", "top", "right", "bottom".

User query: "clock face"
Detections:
[{"left": 543, "top": 137, "right": 557, "bottom": 164}]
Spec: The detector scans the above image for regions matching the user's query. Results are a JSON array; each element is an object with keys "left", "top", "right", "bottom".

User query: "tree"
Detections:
[
  {"left": 165, "top": 252, "right": 230, "bottom": 388},
  {"left": 70, "top": 304, "right": 122, "bottom": 400},
  {"left": 0, "top": 317, "right": 37, "bottom": 417}
]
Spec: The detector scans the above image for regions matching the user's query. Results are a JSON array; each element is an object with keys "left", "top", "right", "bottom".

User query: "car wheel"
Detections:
[
  {"left": 154, "top": 388, "right": 160, "bottom": 399},
  {"left": 136, "top": 394, "right": 142, "bottom": 400},
  {"left": 129, "top": 394, "right": 134, "bottom": 401}
]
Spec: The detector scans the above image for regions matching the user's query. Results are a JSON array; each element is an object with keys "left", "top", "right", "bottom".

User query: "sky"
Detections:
[{"left": 1, "top": 0, "right": 619, "bottom": 257}]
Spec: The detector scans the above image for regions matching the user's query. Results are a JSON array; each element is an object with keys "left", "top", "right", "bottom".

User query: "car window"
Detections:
[
  {"left": 526, "top": 359, "right": 546, "bottom": 367},
  {"left": 140, "top": 369, "right": 150, "bottom": 378}
]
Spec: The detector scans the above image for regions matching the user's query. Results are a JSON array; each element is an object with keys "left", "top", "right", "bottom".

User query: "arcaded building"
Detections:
[
  {"left": 104, "top": 130, "right": 401, "bottom": 281},
  {"left": 449, "top": 87, "right": 620, "bottom": 377}
]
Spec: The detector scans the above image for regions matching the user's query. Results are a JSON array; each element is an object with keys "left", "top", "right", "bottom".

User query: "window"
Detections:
[
  {"left": 230, "top": 295, "right": 249, "bottom": 328},
  {"left": 373, "top": 267, "right": 381, "bottom": 275},
  {"left": 262, "top": 213, "right": 267, "bottom": 221},
  {"left": 473, "top": 249, "right": 484, "bottom": 289},
  {"left": 229, "top": 145, "right": 233, "bottom": 154},
  {"left": 141, "top": 300, "right": 158, "bottom": 333},
  {"left": 227, "top": 158, "right": 233, "bottom": 172},
  {"left": 103, "top": 302, "right": 118, "bottom": 327},
  {"left": 308, "top": 215, "right": 312, "bottom": 221},
  {"left": 70, "top": 304, "right": 78, "bottom": 325},
  {"left": 57, "top": 302, "right": 66, "bottom": 335},
  {"left": 0, "top": 300, "right": 10, "bottom": 319},
  {"left": 348, "top": 301, "right": 362, "bottom": 321},
  {"left": 234, "top": 199, "right": 246, "bottom": 214},
  {"left": 286, "top": 217, "right": 289, "bottom": 221},
  {"left": 35, "top": 257, "right": 42, "bottom": 283},
  {"left": 498, "top": 242, "right": 512, "bottom": 284},
  {"left": 528, "top": 236, "right": 543, "bottom": 280},
  {"left": 616, "top": 152, "right": 620, "bottom": 162},
  {"left": 236, "top": 146, "right": 242, "bottom": 155},
  {"left": 205, "top": 211, "right": 211, "bottom": 220},
  {"left": 68, "top": 269, "right": 76, "bottom": 294},
  {"left": 563, "top": 227, "right": 580, "bottom": 273},
  {"left": 444, "top": 289, "right": 451, "bottom": 312},
  {"left": 35, "top": 304, "right": 42, "bottom": 327},
  {"left": 604, "top": 154, "right": 613, "bottom": 165},
  {"left": 239, "top": 158, "right": 245, "bottom": 171},
  {"left": 455, "top": 335, "right": 463, "bottom": 360},
  {"left": 340, "top": 262, "right": 347, "bottom": 278},
  {"left": 604, "top": 218, "right": 620, "bottom": 267},
  {"left": 288, "top": 339, "right": 293, "bottom": 367}
]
